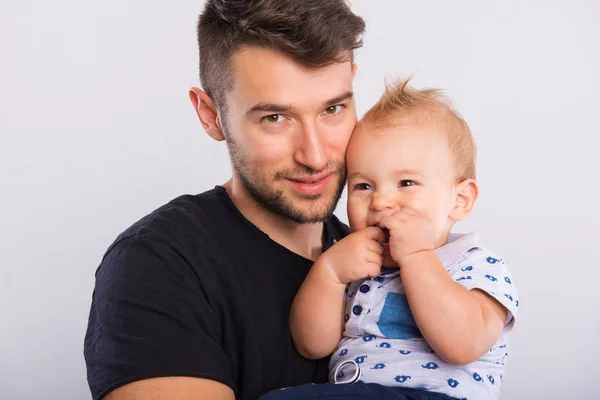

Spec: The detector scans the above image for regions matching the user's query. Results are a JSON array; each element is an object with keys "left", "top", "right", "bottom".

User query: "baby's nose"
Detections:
[{"left": 371, "top": 193, "right": 397, "bottom": 211}]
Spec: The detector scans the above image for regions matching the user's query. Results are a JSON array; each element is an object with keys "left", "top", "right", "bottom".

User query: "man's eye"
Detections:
[
  {"left": 263, "top": 114, "right": 284, "bottom": 123},
  {"left": 399, "top": 180, "right": 417, "bottom": 187},
  {"left": 354, "top": 183, "right": 372, "bottom": 191},
  {"left": 323, "top": 105, "right": 343, "bottom": 115}
]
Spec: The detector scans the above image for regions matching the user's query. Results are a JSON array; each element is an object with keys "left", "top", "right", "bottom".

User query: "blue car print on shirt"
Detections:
[
  {"left": 363, "top": 334, "right": 376, "bottom": 342},
  {"left": 473, "top": 373, "right": 483, "bottom": 382},
  {"left": 422, "top": 362, "right": 439, "bottom": 370},
  {"left": 504, "top": 276, "right": 512, "bottom": 284},
  {"left": 379, "top": 342, "right": 391, "bottom": 348},
  {"left": 461, "top": 266, "right": 474, "bottom": 272},
  {"left": 447, "top": 379, "right": 459, "bottom": 388},
  {"left": 486, "top": 275, "right": 498, "bottom": 282},
  {"left": 504, "top": 294, "right": 513, "bottom": 301},
  {"left": 488, "top": 375, "right": 495, "bottom": 385},
  {"left": 339, "top": 349, "right": 348, "bottom": 356},
  {"left": 399, "top": 350, "right": 412, "bottom": 355},
  {"left": 516, "top": 300, "right": 519, "bottom": 307},
  {"left": 486, "top": 256, "right": 500, "bottom": 264},
  {"left": 394, "top": 376, "right": 411, "bottom": 383},
  {"left": 355, "top": 356, "right": 368, "bottom": 364},
  {"left": 456, "top": 276, "right": 472, "bottom": 282},
  {"left": 371, "top": 364, "right": 386, "bottom": 370}
]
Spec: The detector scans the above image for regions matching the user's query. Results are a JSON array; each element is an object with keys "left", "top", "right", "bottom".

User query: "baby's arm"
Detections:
[
  {"left": 379, "top": 209, "right": 508, "bottom": 365},
  {"left": 289, "top": 258, "right": 346, "bottom": 359},
  {"left": 399, "top": 250, "right": 507, "bottom": 365},
  {"left": 290, "top": 227, "right": 385, "bottom": 360}
]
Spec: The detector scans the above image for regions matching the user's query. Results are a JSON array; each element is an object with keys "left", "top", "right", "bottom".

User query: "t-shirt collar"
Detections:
[{"left": 434, "top": 232, "right": 482, "bottom": 270}]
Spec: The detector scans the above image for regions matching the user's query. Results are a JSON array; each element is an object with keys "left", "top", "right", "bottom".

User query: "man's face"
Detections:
[{"left": 221, "top": 46, "right": 357, "bottom": 223}]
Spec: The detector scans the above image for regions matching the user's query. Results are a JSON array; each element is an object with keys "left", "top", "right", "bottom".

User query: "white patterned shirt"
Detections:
[{"left": 328, "top": 232, "right": 519, "bottom": 400}]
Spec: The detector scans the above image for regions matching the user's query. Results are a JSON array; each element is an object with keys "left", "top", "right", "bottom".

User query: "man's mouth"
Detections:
[
  {"left": 286, "top": 173, "right": 333, "bottom": 196},
  {"left": 288, "top": 172, "right": 332, "bottom": 182}
]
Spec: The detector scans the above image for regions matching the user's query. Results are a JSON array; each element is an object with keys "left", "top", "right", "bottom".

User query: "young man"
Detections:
[{"left": 83, "top": 1, "right": 365, "bottom": 399}]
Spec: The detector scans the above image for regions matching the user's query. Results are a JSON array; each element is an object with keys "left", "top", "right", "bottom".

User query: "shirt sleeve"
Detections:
[
  {"left": 84, "top": 234, "right": 234, "bottom": 400},
  {"left": 451, "top": 248, "right": 519, "bottom": 326}
]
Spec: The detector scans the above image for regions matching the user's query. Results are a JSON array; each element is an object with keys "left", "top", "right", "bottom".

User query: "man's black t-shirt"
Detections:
[{"left": 84, "top": 186, "right": 349, "bottom": 400}]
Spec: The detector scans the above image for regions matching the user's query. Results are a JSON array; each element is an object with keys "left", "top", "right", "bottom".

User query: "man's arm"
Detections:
[
  {"left": 104, "top": 377, "right": 234, "bottom": 400},
  {"left": 85, "top": 235, "right": 235, "bottom": 399}
]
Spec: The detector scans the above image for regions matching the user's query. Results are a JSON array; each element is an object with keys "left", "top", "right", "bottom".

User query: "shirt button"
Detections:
[
  {"left": 353, "top": 305, "right": 363, "bottom": 315},
  {"left": 359, "top": 284, "right": 370, "bottom": 293}
]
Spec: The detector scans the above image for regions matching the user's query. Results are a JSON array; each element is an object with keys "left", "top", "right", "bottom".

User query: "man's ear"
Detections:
[
  {"left": 189, "top": 87, "right": 225, "bottom": 141},
  {"left": 351, "top": 63, "right": 358, "bottom": 79},
  {"left": 449, "top": 179, "right": 479, "bottom": 222}
]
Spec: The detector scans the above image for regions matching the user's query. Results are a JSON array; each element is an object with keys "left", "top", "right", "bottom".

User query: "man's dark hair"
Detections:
[{"left": 197, "top": 0, "right": 365, "bottom": 111}]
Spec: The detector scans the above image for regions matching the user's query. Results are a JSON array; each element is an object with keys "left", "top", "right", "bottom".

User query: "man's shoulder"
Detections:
[
  {"left": 108, "top": 186, "right": 231, "bottom": 253},
  {"left": 323, "top": 214, "right": 350, "bottom": 250},
  {"left": 326, "top": 214, "right": 350, "bottom": 238}
]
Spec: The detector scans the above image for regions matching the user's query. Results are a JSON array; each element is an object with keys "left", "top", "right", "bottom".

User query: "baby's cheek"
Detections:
[
  {"left": 430, "top": 208, "right": 451, "bottom": 235},
  {"left": 348, "top": 214, "right": 368, "bottom": 232},
  {"left": 346, "top": 199, "right": 367, "bottom": 230}
]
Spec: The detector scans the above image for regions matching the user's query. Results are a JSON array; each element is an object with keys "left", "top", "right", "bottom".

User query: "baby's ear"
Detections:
[{"left": 449, "top": 179, "right": 479, "bottom": 222}]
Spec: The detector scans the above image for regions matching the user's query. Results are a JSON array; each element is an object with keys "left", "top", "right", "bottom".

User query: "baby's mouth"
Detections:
[{"left": 381, "top": 228, "right": 390, "bottom": 252}]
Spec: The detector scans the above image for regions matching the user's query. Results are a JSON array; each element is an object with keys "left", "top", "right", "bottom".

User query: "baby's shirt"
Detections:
[{"left": 328, "top": 232, "right": 519, "bottom": 400}]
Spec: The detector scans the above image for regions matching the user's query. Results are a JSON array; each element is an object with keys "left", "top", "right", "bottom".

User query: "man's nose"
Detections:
[{"left": 294, "top": 122, "right": 328, "bottom": 172}]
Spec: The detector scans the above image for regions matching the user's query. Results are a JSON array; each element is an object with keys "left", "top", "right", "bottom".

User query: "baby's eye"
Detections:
[
  {"left": 263, "top": 114, "right": 284, "bottom": 123},
  {"left": 399, "top": 180, "right": 417, "bottom": 187},
  {"left": 353, "top": 183, "right": 372, "bottom": 191}
]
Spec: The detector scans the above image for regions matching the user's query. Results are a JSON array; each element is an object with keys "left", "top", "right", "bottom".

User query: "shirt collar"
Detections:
[
  {"left": 376, "top": 232, "right": 481, "bottom": 279},
  {"left": 434, "top": 232, "right": 481, "bottom": 270}
]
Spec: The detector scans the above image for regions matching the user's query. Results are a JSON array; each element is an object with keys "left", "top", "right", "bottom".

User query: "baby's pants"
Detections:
[{"left": 257, "top": 382, "right": 459, "bottom": 400}]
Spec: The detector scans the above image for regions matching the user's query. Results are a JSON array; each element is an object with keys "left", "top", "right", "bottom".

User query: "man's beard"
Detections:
[{"left": 226, "top": 136, "right": 346, "bottom": 224}]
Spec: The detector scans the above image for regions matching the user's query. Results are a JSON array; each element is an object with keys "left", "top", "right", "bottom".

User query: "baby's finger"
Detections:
[
  {"left": 366, "top": 245, "right": 383, "bottom": 261},
  {"left": 368, "top": 262, "right": 382, "bottom": 279},
  {"left": 367, "top": 240, "right": 384, "bottom": 255},
  {"left": 361, "top": 225, "right": 386, "bottom": 243},
  {"left": 378, "top": 214, "right": 403, "bottom": 231},
  {"left": 366, "top": 252, "right": 383, "bottom": 274},
  {"left": 396, "top": 207, "right": 421, "bottom": 217}
]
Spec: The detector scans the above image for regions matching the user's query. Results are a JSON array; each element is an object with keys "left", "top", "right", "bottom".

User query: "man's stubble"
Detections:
[{"left": 222, "top": 119, "right": 346, "bottom": 224}]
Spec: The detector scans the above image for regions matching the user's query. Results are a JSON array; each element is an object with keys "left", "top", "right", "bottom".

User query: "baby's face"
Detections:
[{"left": 346, "top": 119, "right": 460, "bottom": 260}]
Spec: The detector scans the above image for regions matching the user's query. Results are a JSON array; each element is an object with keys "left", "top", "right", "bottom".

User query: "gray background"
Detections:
[{"left": 1, "top": 0, "right": 599, "bottom": 399}]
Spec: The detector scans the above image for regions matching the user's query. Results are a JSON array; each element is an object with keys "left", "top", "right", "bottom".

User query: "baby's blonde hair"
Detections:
[{"left": 362, "top": 79, "right": 477, "bottom": 182}]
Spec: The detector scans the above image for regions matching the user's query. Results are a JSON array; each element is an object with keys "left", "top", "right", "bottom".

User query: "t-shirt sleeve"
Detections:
[
  {"left": 451, "top": 249, "right": 519, "bottom": 326},
  {"left": 84, "top": 234, "right": 234, "bottom": 400}
]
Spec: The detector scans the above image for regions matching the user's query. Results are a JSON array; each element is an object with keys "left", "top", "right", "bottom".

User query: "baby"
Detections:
[{"left": 286, "top": 80, "right": 519, "bottom": 400}]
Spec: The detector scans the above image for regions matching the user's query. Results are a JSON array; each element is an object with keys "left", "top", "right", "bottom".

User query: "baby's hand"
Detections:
[
  {"left": 317, "top": 226, "right": 385, "bottom": 284},
  {"left": 379, "top": 208, "right": 437, "bottom": 265}
]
